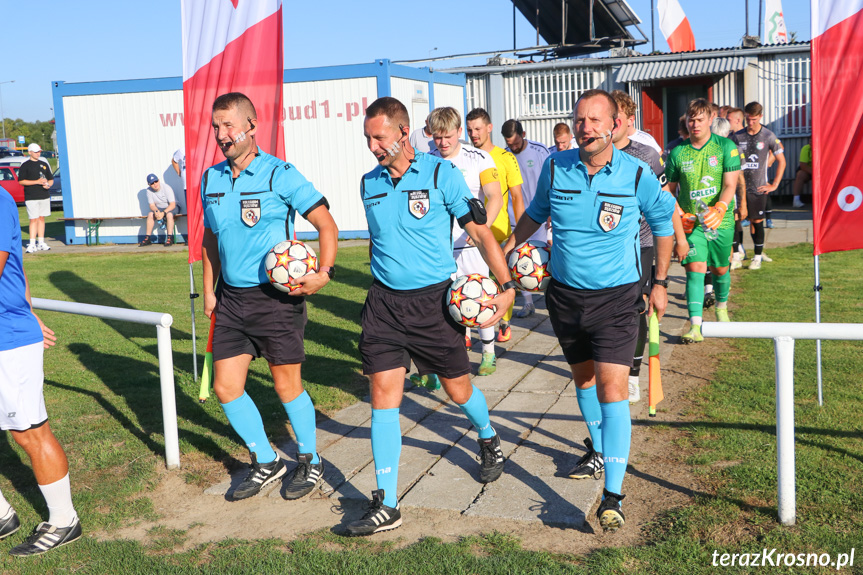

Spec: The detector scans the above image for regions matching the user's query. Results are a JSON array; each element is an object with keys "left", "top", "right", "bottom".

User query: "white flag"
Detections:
[{"left": 764, "top": 0, "right": 789, "bottom": 44}]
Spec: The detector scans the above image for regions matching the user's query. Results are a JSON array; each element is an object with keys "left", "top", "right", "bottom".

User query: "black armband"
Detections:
[{"left": 457, "top": 197, "right": 488, "bottom": 227}]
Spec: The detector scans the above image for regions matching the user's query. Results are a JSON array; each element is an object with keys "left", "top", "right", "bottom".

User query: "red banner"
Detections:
[
  {"left": 812, "top": 1, "right": 863, "bottom": 255},
  {"left": 181, "top": 0, "right": 285, "bottom": 263}
]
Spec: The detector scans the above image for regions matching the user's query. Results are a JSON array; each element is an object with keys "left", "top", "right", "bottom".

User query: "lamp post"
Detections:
[{"left": 0, "top": 80, "right": 14, "bottom": 140}]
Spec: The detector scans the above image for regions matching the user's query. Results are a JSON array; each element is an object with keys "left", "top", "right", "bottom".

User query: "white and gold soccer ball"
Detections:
[
  {"left": 447, "top": 274, "right": 499, "bottom": 327},
  {"left": 507, "top": 241, "right": 551, "bottom": 292},
  {"left": 265, "top": 240, "right": 319, "bottom": 293}
]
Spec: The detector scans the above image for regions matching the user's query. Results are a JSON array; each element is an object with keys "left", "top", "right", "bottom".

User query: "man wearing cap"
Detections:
[
  {"left": 140, "top": 174, "right": 178, "bottom": 247},
  {"left": 18, "top": 144, "right": 54, "bottom": 254}
]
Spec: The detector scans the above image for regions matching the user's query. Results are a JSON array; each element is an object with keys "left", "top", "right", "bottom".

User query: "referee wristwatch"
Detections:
[
  {"left": 500, "top": 280, "right": 519, "bottom": 292},
  {"left": 652, "top": 276, "right": 669, "bottom": 288},
  {"left": 320, "top": 266, "right": 336, "bottom": 280}
]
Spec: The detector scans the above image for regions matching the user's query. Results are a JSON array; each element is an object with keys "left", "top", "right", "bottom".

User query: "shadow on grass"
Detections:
[{"left": 0, "top": 435, "right": 50, "bottom": 516}]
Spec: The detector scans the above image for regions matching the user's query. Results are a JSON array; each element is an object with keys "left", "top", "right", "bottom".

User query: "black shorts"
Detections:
[
  {"left": 746, "top": 192, "right": 768, "bottom": 220},
  {"left": 359, "top": 279, "right": 470, "bottom": 378},
  {"left": 212, "top": 282, "right": 307, "bottom": 365},
  {"left": 546, "top": 279, "right": 641, "bottom": 367}
]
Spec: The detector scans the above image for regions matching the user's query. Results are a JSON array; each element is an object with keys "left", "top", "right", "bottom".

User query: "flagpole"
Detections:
[
  {"left": 758, "top": 0, "right": 764, "bottom": 42},
  {"left": 189, "top": 263, "right": 199, "bottom": 381},
  {"left": 745, "top": 0, "right": 749, "bottom": 37},
  {"left": 814, "top": 255, "right": 823, "bottom": 405},
  {"left": 651, "top": 0, "right": 655, "bottom": 52}
]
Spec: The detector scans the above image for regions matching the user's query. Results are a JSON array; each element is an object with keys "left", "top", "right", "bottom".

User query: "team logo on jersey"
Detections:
[
  {"left": 709, "top": 155, "right": 718, "bottom": 167},
  {"left": 598, "top": 201, "right": 623, "bottom": 232},
  {"left": 408, "top": 190, "right": 430, "bottom": 219},
  {"left": 757, "top": 142, "right": 765, "bottom": 150},
  {"left": 682, "top": 160, "right": 695, "bottom": 173},
  {"left": 700, "top": 175, "right": 715, "bottom": 187},
  {"left": 527, "top": 159, "right": 535, "bottom": 168},
  {"left": 240, "top": 199, "right": 260, "bottom": 227}
]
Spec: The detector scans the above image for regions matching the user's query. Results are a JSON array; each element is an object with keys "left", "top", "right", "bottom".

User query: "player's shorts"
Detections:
[
  {"left": 545, "top": 279, "right": 641, "bottom": 367},
  {"left": 212, "top": 282, "right": 306, "bottom": 365},
  {"left": 453, "top": 246, "right": 488, "bottom": 277},
  {"left": 746, "top": 192, "right": 768, "bottom": 220},
  {"left": 683, "top": 226, "right": 734, "bottom": 268},
  {"left": 25, "top": 199, "right": 50, "bottom": 219},
  {"left": 359, "top": 279, "right": 470, "bottom": 378},
  {"left": 0, "top": 342, "right": 48, "bottom": 431}
]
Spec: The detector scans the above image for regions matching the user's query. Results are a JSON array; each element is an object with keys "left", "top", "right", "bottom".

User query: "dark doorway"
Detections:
[{"left": 665, "top": 84, "right": 710, "bottom": 144}]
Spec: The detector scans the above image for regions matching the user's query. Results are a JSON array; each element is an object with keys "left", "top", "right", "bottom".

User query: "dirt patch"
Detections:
[{"left": 103, "top": 339, "right": 727, "bottom": 555}]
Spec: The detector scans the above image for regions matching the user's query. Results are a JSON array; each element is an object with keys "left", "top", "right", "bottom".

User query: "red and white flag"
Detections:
[
  {"left": 658, "top": 0, "right": 696, "bottom": 53},
  {"left": 181, "top": 0, "right": 285, "bottom": 263},
  {"left": 812, "top": 0, "right": 863, "bottom": 255}
]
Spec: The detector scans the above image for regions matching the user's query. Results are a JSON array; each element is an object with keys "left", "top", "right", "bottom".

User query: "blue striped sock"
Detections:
[
  {"left": 576, "top": 385, "right": 603, "bottom": 453},
  {"left": 600, "top": 400, "right": 632, "bottom": 496},
  {"left": 282, "top": 391, "right": 319, "bottom": 464},
  {"left": 221, "top": 392, "right": 277, "bottom": 464},
  {"left": 458, "top": 385, "right": 495, "bottom": 439},
  {"left": 371, "top": 408, "right": 401, "bottom": 507}
]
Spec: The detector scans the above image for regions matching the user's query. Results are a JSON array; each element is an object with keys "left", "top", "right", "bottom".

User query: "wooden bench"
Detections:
[{"left": 61, "top": 214, "right": 186, "bottom": 246}]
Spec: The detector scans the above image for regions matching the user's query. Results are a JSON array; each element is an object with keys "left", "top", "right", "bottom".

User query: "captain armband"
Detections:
[{"left": 457, "top": 198, "right": 488, "bottom": 227}]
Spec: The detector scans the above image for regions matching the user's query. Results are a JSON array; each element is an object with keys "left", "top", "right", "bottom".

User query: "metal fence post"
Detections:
[
  {"left": 774, "top": 336, "right": 796, "bottom": 525},
  {"left": 156, "top": 324, "right": 180, "bottom": 470}
]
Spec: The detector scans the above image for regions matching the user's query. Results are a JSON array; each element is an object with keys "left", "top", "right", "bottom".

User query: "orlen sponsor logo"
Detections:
[{"left": 690, "top": 187, "right": 717, "bottom": 200}]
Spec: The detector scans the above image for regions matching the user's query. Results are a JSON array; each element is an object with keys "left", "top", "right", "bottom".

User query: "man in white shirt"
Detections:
[
  {"left": 429, "top": 107, "right": 503, "bottom": 377},
  {"left": 171, "top": 148, "right": 186, "bottom": 191},
  {"left": 629, "top": 128, "right": 663, "bottom": 155},
  {"left": 409, "top": 115, "right": 437, "bottom": 154},
  {"left": 549, "top": 122, "right": 577, "bottom": 153},
  {"left": 502, "top": 119, "right": 550, "bottom": 318}
]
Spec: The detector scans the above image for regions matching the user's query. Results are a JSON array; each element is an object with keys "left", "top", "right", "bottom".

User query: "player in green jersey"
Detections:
[{"left": 665, "top": 99, "right": 742, "bottom": 342}]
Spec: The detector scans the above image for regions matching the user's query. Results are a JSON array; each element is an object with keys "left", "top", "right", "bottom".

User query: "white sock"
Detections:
[
  {"left": 753, "top": 254, "right": 762, "bottom": 262},
  {"left": 38, "top": 237, "right": 45, "bottom": 245},
  {"left": 0, "top": 488, "right": 12, "bottom": 518},
  {"left": 479, "top": 326, "right": 495, "bottom": 354},
  {"left": 716, "top": 301, "right": 728, "bottom": 309},
  {"left": 691, "top": 316, "right": 703, "bottom": 326},
  {"left": 522, "top": 292, "right": 534, "bottom": 306},
  {"left": 704, "top": 284, "right": 714, "bottom": 294},
  {"left": 38, "top": 474, "right": 78, "bottom": 527}
]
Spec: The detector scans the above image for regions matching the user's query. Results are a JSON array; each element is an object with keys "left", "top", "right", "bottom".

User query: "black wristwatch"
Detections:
[
  {"left": 320, "top": 266, "right": 335, "bottom": 280},
  {"left": 652, "top": 277, "right": 669, "bottom": 288},
  {"left": 500, "top": 280, "right": 519, "bottom": 292}
]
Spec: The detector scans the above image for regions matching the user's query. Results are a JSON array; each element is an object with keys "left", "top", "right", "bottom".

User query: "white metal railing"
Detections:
[
  {"left": 32, "top": 298, "right": 180, "bottom": 469},
  {"left": 702, "top": 321, "right": 863, "bottom": 525}
]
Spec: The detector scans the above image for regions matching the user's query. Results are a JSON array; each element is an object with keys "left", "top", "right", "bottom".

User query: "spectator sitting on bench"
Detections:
[{"left": 140, "top": 174, "right": 178, "bottom": 247}]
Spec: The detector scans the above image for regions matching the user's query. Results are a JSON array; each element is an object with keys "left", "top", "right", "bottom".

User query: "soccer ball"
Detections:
[
  {"left": 447, "top": 274, "right": 499, "bottom": 327},
  {"left": 507, "top": 241, "right": 551, "bottom": 292},
  {"left": 265, "top": 240, "right": 318, "bottom": 293}
]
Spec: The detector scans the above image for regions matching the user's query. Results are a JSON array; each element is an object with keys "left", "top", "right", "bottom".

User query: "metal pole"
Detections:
[
  {"left": 814, "top": 255, "right": 823, "bottom": 405},
  {"left": 774, "top": 336, "right": 796, "bottom": 525},
  {"left": 651, "top": 0, "right": 655, "bottom": 53},
  {"left": 536, "top": 0, "right": 540, "bottom": 46},
  {"left": 189, "top": 263, "right": 198, "bottom": 381},
  {"left": 0, "top": 80, "right": 13, "bottom": 140},
  {"left": 745, "top": 0, "right": 750, "bottom": 37},
  {"left": 513, "top": 2, "right": 517, "bottom": 51},
  {"left": 758, "top": 0, "right": 764, "bottom": 41},
  {"left": 157, "top": 324, "right": 180, "bottom": 469}
]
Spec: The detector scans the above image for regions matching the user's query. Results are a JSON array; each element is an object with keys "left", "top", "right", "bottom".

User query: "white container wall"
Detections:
[{"left": 433, "top": 83, "right": 466, "bottom": 117}]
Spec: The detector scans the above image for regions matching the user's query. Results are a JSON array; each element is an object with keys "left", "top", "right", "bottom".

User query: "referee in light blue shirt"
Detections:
[
  {"left": 201, "top": 92, "right": 338, "bottom": 503},
  {"left": 504, "top": 89, "right": 676, "bottom": 534},
  {"left": 344, "top": 97, "right": 517, "bottom": 537}
]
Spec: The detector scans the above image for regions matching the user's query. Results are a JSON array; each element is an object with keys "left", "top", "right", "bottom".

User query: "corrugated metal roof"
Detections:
[{"left": 616, "top": 56, "right": 751, "bottom": 83}]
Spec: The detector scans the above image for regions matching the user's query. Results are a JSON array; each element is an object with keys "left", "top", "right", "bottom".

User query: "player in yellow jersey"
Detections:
[{"left": 466, "top": 108, "right": 524, "bottom": 342}]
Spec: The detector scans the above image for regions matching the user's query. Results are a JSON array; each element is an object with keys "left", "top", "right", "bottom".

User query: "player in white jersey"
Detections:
[
  {"left": 409, "top": 115, "right": 437, "bottom": 154},
  {"left": 429, "top": 107, "right": 503, "bottom": 376},
  {"left": 549, "top": 122, "right": 577, "bottom": 153},
  {"left": 502, "top": 119, "right": 551, "bottom": 318},
  {"left": 629, "top": 129, "right": 662, "bottom": 155}
]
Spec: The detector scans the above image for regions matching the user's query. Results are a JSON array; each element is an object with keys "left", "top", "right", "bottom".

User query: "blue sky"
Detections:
[{"left": 2, "top": 0, "right": 811, "bottom": 122}]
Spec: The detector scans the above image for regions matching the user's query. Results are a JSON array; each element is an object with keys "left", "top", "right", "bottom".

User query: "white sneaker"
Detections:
[
  {"left": 25, "top": 244, "right": 37, "bottom": 254},
  {"left": 730, "top": 253, "right": 743, "bottom": 270},
  {"left": 628, "top": 375, "right": 641, "bottom": 404},
  {"left": 792, "top": 199, "right": 805, "bottom": 208},
  {"left": 514, "top": 303, "right": 535, "bottom": 318},
  {"left": 39, "top": 242, "right": 51, "bottom": 251},
  {"left": 760, "top": 253, "right": 772, "bottom": 262},
  {"left": 749, "top": 258, "right": 762, "bottom": 270}
]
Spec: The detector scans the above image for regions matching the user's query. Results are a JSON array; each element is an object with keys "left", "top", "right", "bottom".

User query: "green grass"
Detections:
[
  {"left": 1, "top": 242, "right": 862, "bottom": 573},
  {"left": 18, "top": 205, "right": 65, "bottom": 243}
]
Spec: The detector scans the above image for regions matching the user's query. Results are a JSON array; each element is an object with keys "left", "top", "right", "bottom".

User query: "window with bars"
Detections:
[
  {"left": 514, "top": 69, "right": 597, "bottom": 119},
  {"left": 774, "top": 57, "right": 811, "bottom": 136}
]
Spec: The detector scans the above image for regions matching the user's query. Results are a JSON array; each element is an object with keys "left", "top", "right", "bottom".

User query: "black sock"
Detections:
[{"left": 751, "top": 221, "right": 765, "bottom": 255}]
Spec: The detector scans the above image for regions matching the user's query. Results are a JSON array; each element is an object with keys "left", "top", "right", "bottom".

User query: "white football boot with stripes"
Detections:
[
  {"left": 283, "top": 453, "right": 325, "bottom": 500},
  {"left": 346, "top": 489, "right": 402, "bottom": 537},
  {"left": 9, "top": 519, "right": 82, "bottom": 557},
  {"left": 231, "top": 453, "right": 286, "bottom": 501}
]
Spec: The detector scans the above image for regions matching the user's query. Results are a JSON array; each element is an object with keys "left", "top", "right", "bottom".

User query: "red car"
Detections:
[{"left": 0, "top": 165, "right": 24, "bottom": 204}]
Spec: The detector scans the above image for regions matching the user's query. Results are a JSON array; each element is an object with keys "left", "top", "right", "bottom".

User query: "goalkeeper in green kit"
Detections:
[{"left": 665, "top": 99, "right": 741, "bottom": 343}]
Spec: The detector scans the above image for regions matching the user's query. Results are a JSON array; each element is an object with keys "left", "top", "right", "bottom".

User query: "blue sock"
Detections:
[
  {"left": 457, "top": 385, "right": 495, "bottom": 439},
  {"left": 600, "top": 400, "right": 632, "bottom": 496},
  {"left": 371, "top": 408, "right": 401, "bottom": 507},
  {"left": 282, "top": 391, "right": 319, "bottom": 464},
  {"left": 576, "top": 385, "right": 603, "bottom": 453},
  {"left": 221, "top": 392, "right": 277, "bottom": 464}
]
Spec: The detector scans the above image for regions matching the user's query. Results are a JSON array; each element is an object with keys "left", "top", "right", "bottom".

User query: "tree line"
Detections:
[{"left": 0, "top": 118, "right": 55, "bottom": 151}]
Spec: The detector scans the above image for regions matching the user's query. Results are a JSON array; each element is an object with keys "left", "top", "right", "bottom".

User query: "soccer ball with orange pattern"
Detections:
[
  {"left": 446, "top": 274, "right": 499, "bottom": 327},
  {"left": 264, "top": 240, "right": 319, "bottom": 293},
  {"left": 507, "top": 241, "right": 551, "bottom": 292}
]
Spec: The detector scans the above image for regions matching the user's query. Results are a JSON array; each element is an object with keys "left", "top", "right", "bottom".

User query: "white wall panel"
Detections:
[
  {"left": 62, "top": 90, "right": 187, "bottom": 241},
  {"left": 433, "top": 83, "right": 465, "bottom": 117},
  {"left": 390, "top": 77, "right": 427, "bottom": 130},
  {"left": 281, "top": 77, "right": 377, "bottom": 234}
]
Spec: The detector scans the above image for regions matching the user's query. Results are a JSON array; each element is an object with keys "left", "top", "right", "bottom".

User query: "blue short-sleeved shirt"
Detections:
[
  {"left": 202, "top": 149, "right": 327, "bottom": 288},
  {"left": 526, "top": 147, "right": 675, "bottom": 290},
  {"left": 361, "top": 152, "right": 473, "bottom": 290},
  {"left": 0, "top": 193, "right": 42, "bottom": 351}
]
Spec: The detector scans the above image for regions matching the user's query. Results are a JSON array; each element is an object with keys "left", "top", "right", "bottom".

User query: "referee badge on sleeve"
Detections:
[
  {"left": 598, "top": 201, "right": 623, "bottom": 232},
  {"left": 408, "top": 190, "right": 430, "bottom": 219},
  {"left": 241, "top": 199, "right": 261, "bottom": 227}
]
